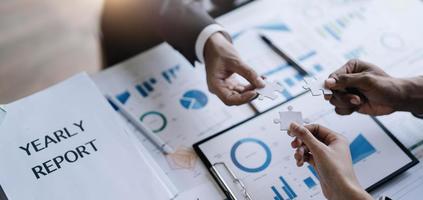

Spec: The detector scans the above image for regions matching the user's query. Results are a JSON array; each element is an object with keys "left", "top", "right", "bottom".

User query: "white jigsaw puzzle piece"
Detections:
[
  {"left": 257, "top": 81, "right": 284, "bottom": 100},
  {"left": 303, "top": 76, "right": 333, "bottom": 96},
  {"left": 274, "top": 110, "right": 303, "bottom": 131}
]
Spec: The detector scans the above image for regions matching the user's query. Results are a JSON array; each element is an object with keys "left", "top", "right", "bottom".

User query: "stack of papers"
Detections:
[{"left": 0, "top": 74, "right": 176, "bottom": 200}]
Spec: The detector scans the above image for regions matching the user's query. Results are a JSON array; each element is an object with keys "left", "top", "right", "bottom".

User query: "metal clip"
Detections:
[{"left": 210, "top": 162, "right": 253, "bottom": 200}]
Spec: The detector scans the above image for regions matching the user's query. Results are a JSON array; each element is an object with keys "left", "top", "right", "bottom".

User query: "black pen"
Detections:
[{"left": 259, "top": 34, "right": 310, "bottom": 76}]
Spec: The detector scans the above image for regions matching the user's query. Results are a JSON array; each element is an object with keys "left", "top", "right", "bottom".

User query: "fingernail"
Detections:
[
  {"left": 256, "top": 77, "right": 266, "bottom": 88},
  {"left": 290, "top": 122, "right": 299, "bottom": 129},
  {"left": 287, "top": 130, "right": 295, "bottom": 137},
  {"left": 350, "top": 98, "right": 360, "bottom": 105},
  {"left": 325, "top": 78, "right": 336, "bottom": 87}
]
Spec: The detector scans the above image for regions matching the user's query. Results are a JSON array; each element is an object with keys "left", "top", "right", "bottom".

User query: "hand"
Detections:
[
  {"left": 325, "top": 59, "right": 405, "bottom": 116},
  {"left": 288, "top": 123, "right": 373, "bottom": 200},
  {"left": 204, "top": 32, "right": 265, "bottom": 106}
]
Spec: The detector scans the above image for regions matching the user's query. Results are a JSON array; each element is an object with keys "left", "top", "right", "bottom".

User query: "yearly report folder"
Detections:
[{"left": 0, "top": 73, "right": 177, "bottom": 200}]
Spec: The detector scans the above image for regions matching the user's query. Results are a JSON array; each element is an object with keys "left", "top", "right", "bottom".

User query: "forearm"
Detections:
[
  {"left": 333, "top": 179, "right": 373, "bottom": 200},
  {"left": 154, "top": 0, "right": 215, "bottom": 64},
  {"left": 398, "top": 76, "right": 423, "bottom": 114}
]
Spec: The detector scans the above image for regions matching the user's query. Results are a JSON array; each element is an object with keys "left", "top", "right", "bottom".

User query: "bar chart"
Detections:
[{"left": 271, "top": 176, "right": 298, "bottom": 200}]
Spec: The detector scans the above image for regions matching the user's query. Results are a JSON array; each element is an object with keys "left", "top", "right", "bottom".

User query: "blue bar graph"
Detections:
[
  {"left": 116, "top": 91, "right": 130, "bottom": 104},
  {"left": 294, "top": 73, "right": 303, "bottom": 81},
  {"left": 280, "top": 176, "right": 297, "bottom": 199},
  {"left": 350, "top": 134, "right": 377, "bottom": 164},
  {"left": 271, "top": 176, "right": 298, "bottom": 200},
  {"left": 281, "top": 89, "right": 293, "bottom": 100},
  {"left": 162, "top": 65, "right": 180, "bottom": 84},
  {"left": 304, "top": 177, "right": 317, "bottom": 189},
  {"left": 135, "top": 85, "right": 148, "bottom": 97},
  {"left": 256, "top": 22, "right": 291, "bottom": 32},
  {"left": 284, "top": 78, "right": 295, "bottom": 87},
  {"left": 313, "top": 64, "right": 323, "bottom": 72},
  {"left": 272, "top": 186, "right": 284, "bottom": 200},
  {"left": 308, "top": 165, "right": 319, "bottom": 180},
  {"left": 262, "top": 51, "right": 317, "bottom": 77},
  {"left": 135, "top": 78, "right": 157, "bottom": 98}
]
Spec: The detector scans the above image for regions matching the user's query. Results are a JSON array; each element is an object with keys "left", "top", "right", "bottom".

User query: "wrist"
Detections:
[
  {"left": 339, "top": 180, "right": 372, "bottom": 200},
  {"left": 204, "top": 32, "right": 232, "bottom": 64},
  {"left": 396, "top": 76, "right": 423, "bottom": 114}
]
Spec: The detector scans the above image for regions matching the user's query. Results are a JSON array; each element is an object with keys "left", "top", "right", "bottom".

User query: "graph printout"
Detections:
[{"left": 197, "top": 94, "right": 415, "bottom": 200}]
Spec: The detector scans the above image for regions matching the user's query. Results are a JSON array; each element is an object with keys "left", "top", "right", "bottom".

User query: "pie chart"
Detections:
[{"left": 180, "top": 90, "right": 208, "bottom": 110}]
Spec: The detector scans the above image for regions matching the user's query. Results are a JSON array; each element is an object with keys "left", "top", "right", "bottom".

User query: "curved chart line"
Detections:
[{"left": 230, "top": 138, "right": 272, "bottom": 173}]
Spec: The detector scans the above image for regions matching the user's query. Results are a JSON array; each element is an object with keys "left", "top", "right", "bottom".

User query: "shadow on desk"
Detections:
[{"left": 0, "top": 185, "right": 7, "bottom": 200}]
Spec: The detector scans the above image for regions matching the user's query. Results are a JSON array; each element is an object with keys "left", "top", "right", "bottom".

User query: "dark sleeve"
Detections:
[
  {"left": 100, "top": 0, "right": 215, "bottom": 67},
  {"left": 152, "top": 0, "right": 215, "bottom": 64}
]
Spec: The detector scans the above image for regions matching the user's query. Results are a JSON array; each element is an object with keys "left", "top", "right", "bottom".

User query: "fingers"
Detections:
[
  {"left": 232, "top": 62, "right": 265, "bottom": 89},
  {"left": 213, "top": 84, "right": 257, "bottom": 106},
  {"left": 329, "top": 59, "right": 372, "bottom": 80},
  {"left": 303, "top": 124, "right": 339, "bottom": 146},
  {"left": 294, "top": 145, "right": 311, "bottom": 167},
  {"left": 288, "top": 123, "right": 325, "bottom": 153},
  {"left": 327, "top": 92, "right": 362, "bottom": 115},
  {"left": 327, "top": 59, "right": 381, "bottom": 91}
]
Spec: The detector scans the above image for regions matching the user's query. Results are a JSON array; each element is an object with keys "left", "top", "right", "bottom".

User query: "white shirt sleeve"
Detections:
[{"left": 195, "top": 24, "right": 232, "bottom": 63}]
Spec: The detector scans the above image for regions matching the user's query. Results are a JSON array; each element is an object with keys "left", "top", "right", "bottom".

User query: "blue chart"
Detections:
[
  {"left": 161, "top": 65, "right": 181, "bottom": 84},
  {"left": 140, "top": 111, "right": 167, "bottom": 133},
  {"left": 271, "top": 176, "right": 298, "bottom": 200},
  {"left": 180, "top": 90, "right": 208, "bottom": 110},
  {"left": 303, "top": 177, "right": 317, "bottom": 189},
  {"left": 116, "top": 90, "right": 131, "bottom": 104},
  {"left": 230, "top": 138, "right": 272, "bottom": 173},
  {"left": 317, "top": 7, "right": 366, "bottom": 42},
  {"left": 344, "top": 46, "right": 367, "bottom": 60},
  {"left": 261, "top": 50, "right": 324, "bottom": 100},
  {"left": 135, "top": 78, "right": 157, "bottom": 98},
  {"left": 350, "top": 134, "right": 377, "bottom": 164},
  {"left": 307, "top": 165, "right": 319, "bottom": 180},
  {"left": 255, "top": 22, "right": 291, "bottom": 32}
]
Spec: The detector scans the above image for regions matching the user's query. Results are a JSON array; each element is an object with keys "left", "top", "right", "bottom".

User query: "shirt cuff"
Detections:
[{"left": 195, "top": 24, "right": 231, "bottom": 63}]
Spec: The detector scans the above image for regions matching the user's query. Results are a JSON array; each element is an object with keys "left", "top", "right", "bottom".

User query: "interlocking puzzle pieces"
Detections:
[
  {"left": 302, "top": 76, "right": 333, "bottom": 96},
  {"left": 274, "top": 106, "right": 304, "bottom": 131},
  {"left": 257, "top": 81, "right": 285, "bottom": 100}
]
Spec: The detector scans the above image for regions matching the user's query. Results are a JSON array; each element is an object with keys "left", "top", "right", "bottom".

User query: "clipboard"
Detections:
[{"left": 193, "top": 94, "right": 418, "bottom": 200}]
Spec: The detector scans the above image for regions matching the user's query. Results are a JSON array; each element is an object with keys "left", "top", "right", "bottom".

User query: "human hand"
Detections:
[
  {"left": 325, "top": 59, "right": 406, "bottom": 116},
  {"left": 288, "top": 123, "right": 373, "bottom": 200},
  {"left": 204, "top": 32, "right": 265, "bottom": 106}
]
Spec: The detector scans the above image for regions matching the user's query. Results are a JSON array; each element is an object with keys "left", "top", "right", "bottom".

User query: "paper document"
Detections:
[
  {"left": 0, "top": 73, "right": 175, "bottom": 200},
  {"left": 197, "top": 94, "right": 416, "bottom": 199},
  {"left": 92, "top": 44, "right": 254, "bottom": 197}
]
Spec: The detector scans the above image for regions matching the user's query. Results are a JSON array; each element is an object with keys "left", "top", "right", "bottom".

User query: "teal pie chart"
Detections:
[{"left": 180, "top": 90, "right": 208, "bottom": 110}]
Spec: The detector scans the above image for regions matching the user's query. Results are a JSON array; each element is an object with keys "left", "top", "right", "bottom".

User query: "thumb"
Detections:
[
  {"left": 232, "top": 62, "right": 265, "bottom": 88},
  {"left": 289, "top": 123, "right": 325, "bottom": 153}
]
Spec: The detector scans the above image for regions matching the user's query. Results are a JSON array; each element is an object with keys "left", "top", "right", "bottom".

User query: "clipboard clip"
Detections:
[
  {"left": 0, "top": 105, "right": 6, "bottom": 126},
  {"left": 210, "top": 162, "right": 253, "bottom": 200}
]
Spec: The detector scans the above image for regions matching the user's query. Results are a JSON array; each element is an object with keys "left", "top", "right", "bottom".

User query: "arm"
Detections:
[
  {"left": 288, "top": 123, "right": 373, "bottom": 200},
  {"left": 325, "top": 59, "right": 423, "bottom": 116},
  {"left": 155, "top": 0, "right": 265, "bottom": 105},
  {"left": 397, "top": 76, "right": 423, "bottom": 114}
]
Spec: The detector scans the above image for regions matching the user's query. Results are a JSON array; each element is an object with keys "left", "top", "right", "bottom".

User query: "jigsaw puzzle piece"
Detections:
[
  {"left": 257, "top": 81, "right": 284, "bottom": 100},
  {"left": 303, "top": 76, "right": 333, "bottom": 96},
  {"left": 274, "top": 109, "right": 303, "bottom": 131}
]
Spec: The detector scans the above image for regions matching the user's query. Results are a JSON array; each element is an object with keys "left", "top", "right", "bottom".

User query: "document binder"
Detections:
[{"left": 210, "top": 162, "right": 252, "bottom": 200}]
